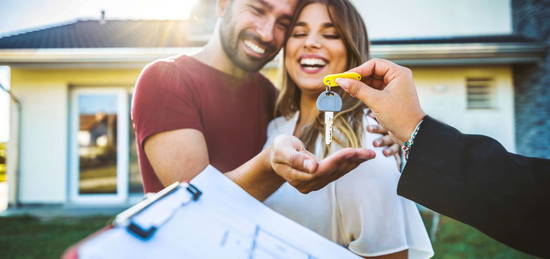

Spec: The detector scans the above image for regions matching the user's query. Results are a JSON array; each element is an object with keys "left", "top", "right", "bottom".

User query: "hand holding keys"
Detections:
[{"left": 316, "top": 72, "right": 362, "bottom": 145}]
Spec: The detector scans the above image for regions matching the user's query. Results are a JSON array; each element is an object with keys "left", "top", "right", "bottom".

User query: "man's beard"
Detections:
[{"left": 219, "top": 10, "right": 278, "bottom": 72}]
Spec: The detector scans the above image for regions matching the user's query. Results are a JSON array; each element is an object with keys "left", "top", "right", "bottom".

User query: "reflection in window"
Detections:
[{"left": 78, "top": 94, "right": 118, "bottom": 194}]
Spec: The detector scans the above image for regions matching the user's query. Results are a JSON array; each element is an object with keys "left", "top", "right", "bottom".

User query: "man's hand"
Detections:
[
  {"left": 368, "top": 124, "right": 403, "bottom": 169},
  {"left": 336, "top": 58, "right": 425, "bottom": 143},
  {"left": 370, "top": 124, "right": 401, "bottom": 156},
  {"left": 367, "top": 111, "right": 401, "bottom": 157},
  {"left": 269, "top": 135, "right": 376, "bottom": 194}
]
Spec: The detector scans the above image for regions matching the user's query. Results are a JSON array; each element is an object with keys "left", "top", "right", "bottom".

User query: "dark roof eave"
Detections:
[
  {"left": 370, "top": 41, "right": 547, "bottom": 66},
  {"left": 0, "top": 41, "right": 546, "bottom": 67},
  {"left": 370, "top": 34, "right": 540, "bottom": 45}
]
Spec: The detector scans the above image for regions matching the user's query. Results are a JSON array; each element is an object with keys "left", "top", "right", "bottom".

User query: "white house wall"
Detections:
[
  {"left": 352, "top": 0, "right": 512, "bottom": 39},
  {"left": 413, "top": 66, "right": 515, "bottom": 152},
  {"left": 10, "top": 76, "right": 68, "bottom": 203}
]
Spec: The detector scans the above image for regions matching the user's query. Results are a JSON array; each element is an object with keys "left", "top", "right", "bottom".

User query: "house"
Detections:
[{"left": 0, "top": 0, "right": 547, "bottom": 207}]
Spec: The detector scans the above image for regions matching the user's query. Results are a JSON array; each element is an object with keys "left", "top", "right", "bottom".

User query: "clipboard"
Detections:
[
  {"left": 62, "top": 181, "right": 202, "bottom": 259},
  {"left": 63, "top": 165, "right": 361, "bottom": 259},
  {"left": 114, "top": 181, "right": 202, "bottom": 239}
]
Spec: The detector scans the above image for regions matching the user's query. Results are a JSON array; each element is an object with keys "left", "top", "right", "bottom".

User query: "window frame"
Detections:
[{"left": 69, "top": 87, "right": 130, "bottom": 204}]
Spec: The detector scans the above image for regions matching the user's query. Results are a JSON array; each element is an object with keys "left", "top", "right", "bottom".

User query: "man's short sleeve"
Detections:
[{"left": 132, "top": 60, "right": 203, "bottom": 148}]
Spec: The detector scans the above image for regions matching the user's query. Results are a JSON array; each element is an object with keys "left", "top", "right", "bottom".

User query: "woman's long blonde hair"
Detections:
[{"left": 275, "top": 0, "right": 370, "bottom": 156}]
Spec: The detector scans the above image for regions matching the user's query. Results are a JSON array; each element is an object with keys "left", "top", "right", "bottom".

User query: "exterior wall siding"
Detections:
[{"left": 413, "top": 66, "right": 516, "bottom": 152}]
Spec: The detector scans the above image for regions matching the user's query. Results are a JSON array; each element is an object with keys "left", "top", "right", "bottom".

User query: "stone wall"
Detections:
[{"left": 512, "top": 0, "right": 550, "bottom": 158}]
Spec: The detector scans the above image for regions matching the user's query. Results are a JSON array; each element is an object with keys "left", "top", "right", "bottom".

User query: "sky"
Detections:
[
  {"left": 0, "top": 0, "right": 199, "bottom": 36},
  {"left": 0, "top": 0, "right": 512, "bottom": 37}
]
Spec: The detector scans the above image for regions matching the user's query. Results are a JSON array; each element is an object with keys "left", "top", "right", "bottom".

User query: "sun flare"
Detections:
[{"left": 123, "top": 0, "right": 199, "bottom": 20}]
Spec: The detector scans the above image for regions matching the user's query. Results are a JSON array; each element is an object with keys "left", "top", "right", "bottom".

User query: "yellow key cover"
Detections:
[{"left": 323, "top": 72, "right": 362, "bottom": 87}]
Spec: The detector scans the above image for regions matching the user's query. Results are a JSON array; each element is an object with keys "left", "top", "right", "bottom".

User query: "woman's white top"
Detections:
[{"left": 263, "top": 112, "right": 434, "bottom": 258}]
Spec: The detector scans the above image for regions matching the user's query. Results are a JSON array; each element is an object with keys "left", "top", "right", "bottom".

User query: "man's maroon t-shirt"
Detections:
[{"left": 132, "top": 55, "right": 277, "bottom": 193}]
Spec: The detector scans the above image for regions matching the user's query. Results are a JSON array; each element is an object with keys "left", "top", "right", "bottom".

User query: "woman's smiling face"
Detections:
[{"left": 284, "top": 3, "right": 347, "bottom": 95}]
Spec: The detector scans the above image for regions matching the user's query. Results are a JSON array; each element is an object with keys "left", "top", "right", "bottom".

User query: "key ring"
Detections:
[{"left": 325, "top": 85, "right": 334, "bottom": 95}]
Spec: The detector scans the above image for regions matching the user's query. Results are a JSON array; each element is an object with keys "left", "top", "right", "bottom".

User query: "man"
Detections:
[
  {"left": 132, "top": 0, "right": 389, "bottom": 200},
  {"left": 337, "top": 58, "right": 550, "bottom": 258}
]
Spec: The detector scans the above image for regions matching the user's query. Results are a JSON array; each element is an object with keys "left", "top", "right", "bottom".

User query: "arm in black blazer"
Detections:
[{"left": 397, "top": 116, "right": 550, "bottom": 258}]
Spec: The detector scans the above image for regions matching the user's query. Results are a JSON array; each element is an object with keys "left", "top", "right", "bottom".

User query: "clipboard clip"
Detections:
[{"left": 113, "top": 181, "right": 202, "bottom": 240}]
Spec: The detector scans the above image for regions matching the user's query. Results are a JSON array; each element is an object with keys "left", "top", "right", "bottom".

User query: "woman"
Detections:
[{"left": 263, "top": 0, "right": 434, "bottom": 258}]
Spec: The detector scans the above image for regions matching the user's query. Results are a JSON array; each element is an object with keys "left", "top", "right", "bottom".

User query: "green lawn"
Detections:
[
  {"left": 426, "top": 215, "right": 537, "bottom": 259},
  {"left": 0, "top": 215, "right": 111, "bottom": 259},
  {"left": 0, "top": 214, "right": 539, "bottom": 258}
]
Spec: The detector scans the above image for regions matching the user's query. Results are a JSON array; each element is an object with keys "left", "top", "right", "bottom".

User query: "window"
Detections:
[
  {"left": 466, "top": 78, "right": 495, "bottom": 109},
  {"left": 77, "top": 94, "right": 119, "bottom": 194},
  {"left": 70, "top": 88, "right": 130, "bottom": 204}
]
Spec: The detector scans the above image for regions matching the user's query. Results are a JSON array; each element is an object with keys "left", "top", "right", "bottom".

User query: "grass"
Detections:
[
  {"left": 0, "top": 215, "right": 111, "bottom": 259},
  {"left": 0, "top": 214, "right": 540, "bottom": 258},
  {"left": 424, "top": 214, "right": 538, "bottom": 259}
]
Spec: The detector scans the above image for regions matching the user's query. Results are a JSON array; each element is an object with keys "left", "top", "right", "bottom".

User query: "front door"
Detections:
[{"left": 70, "top": 88, "right": 129, "bottom": 204}]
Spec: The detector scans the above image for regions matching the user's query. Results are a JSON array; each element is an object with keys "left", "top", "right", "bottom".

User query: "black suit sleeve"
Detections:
[{"left": 397, "top": 116, "right": 550, "bottom": 258}]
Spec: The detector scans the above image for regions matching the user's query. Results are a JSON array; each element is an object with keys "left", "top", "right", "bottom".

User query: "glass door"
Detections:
[{"left": 70, "top": 88, "right": 129, "bottom": 204}]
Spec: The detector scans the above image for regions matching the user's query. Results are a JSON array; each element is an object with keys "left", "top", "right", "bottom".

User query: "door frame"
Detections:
[{"left": 69, "top": 87, "right": 129, "bottom": 204}]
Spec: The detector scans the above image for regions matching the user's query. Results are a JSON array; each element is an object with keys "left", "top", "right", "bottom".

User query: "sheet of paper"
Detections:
[{"left": 79, "top": 165, "right": 360, "bottom": 259}]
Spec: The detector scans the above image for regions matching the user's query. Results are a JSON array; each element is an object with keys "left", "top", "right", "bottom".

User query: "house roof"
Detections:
[
  {"left": 0, "top": 19, "right": 546, "bottom": 67},
  {"left": 0, "top": 19, "right": 541, "bottom": 49},
  {"left": 0, "top": 19, "right": 198, "bottom": 49},
  {"left": 371, "top": 35, "right": 539, "bottom": 45}
]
